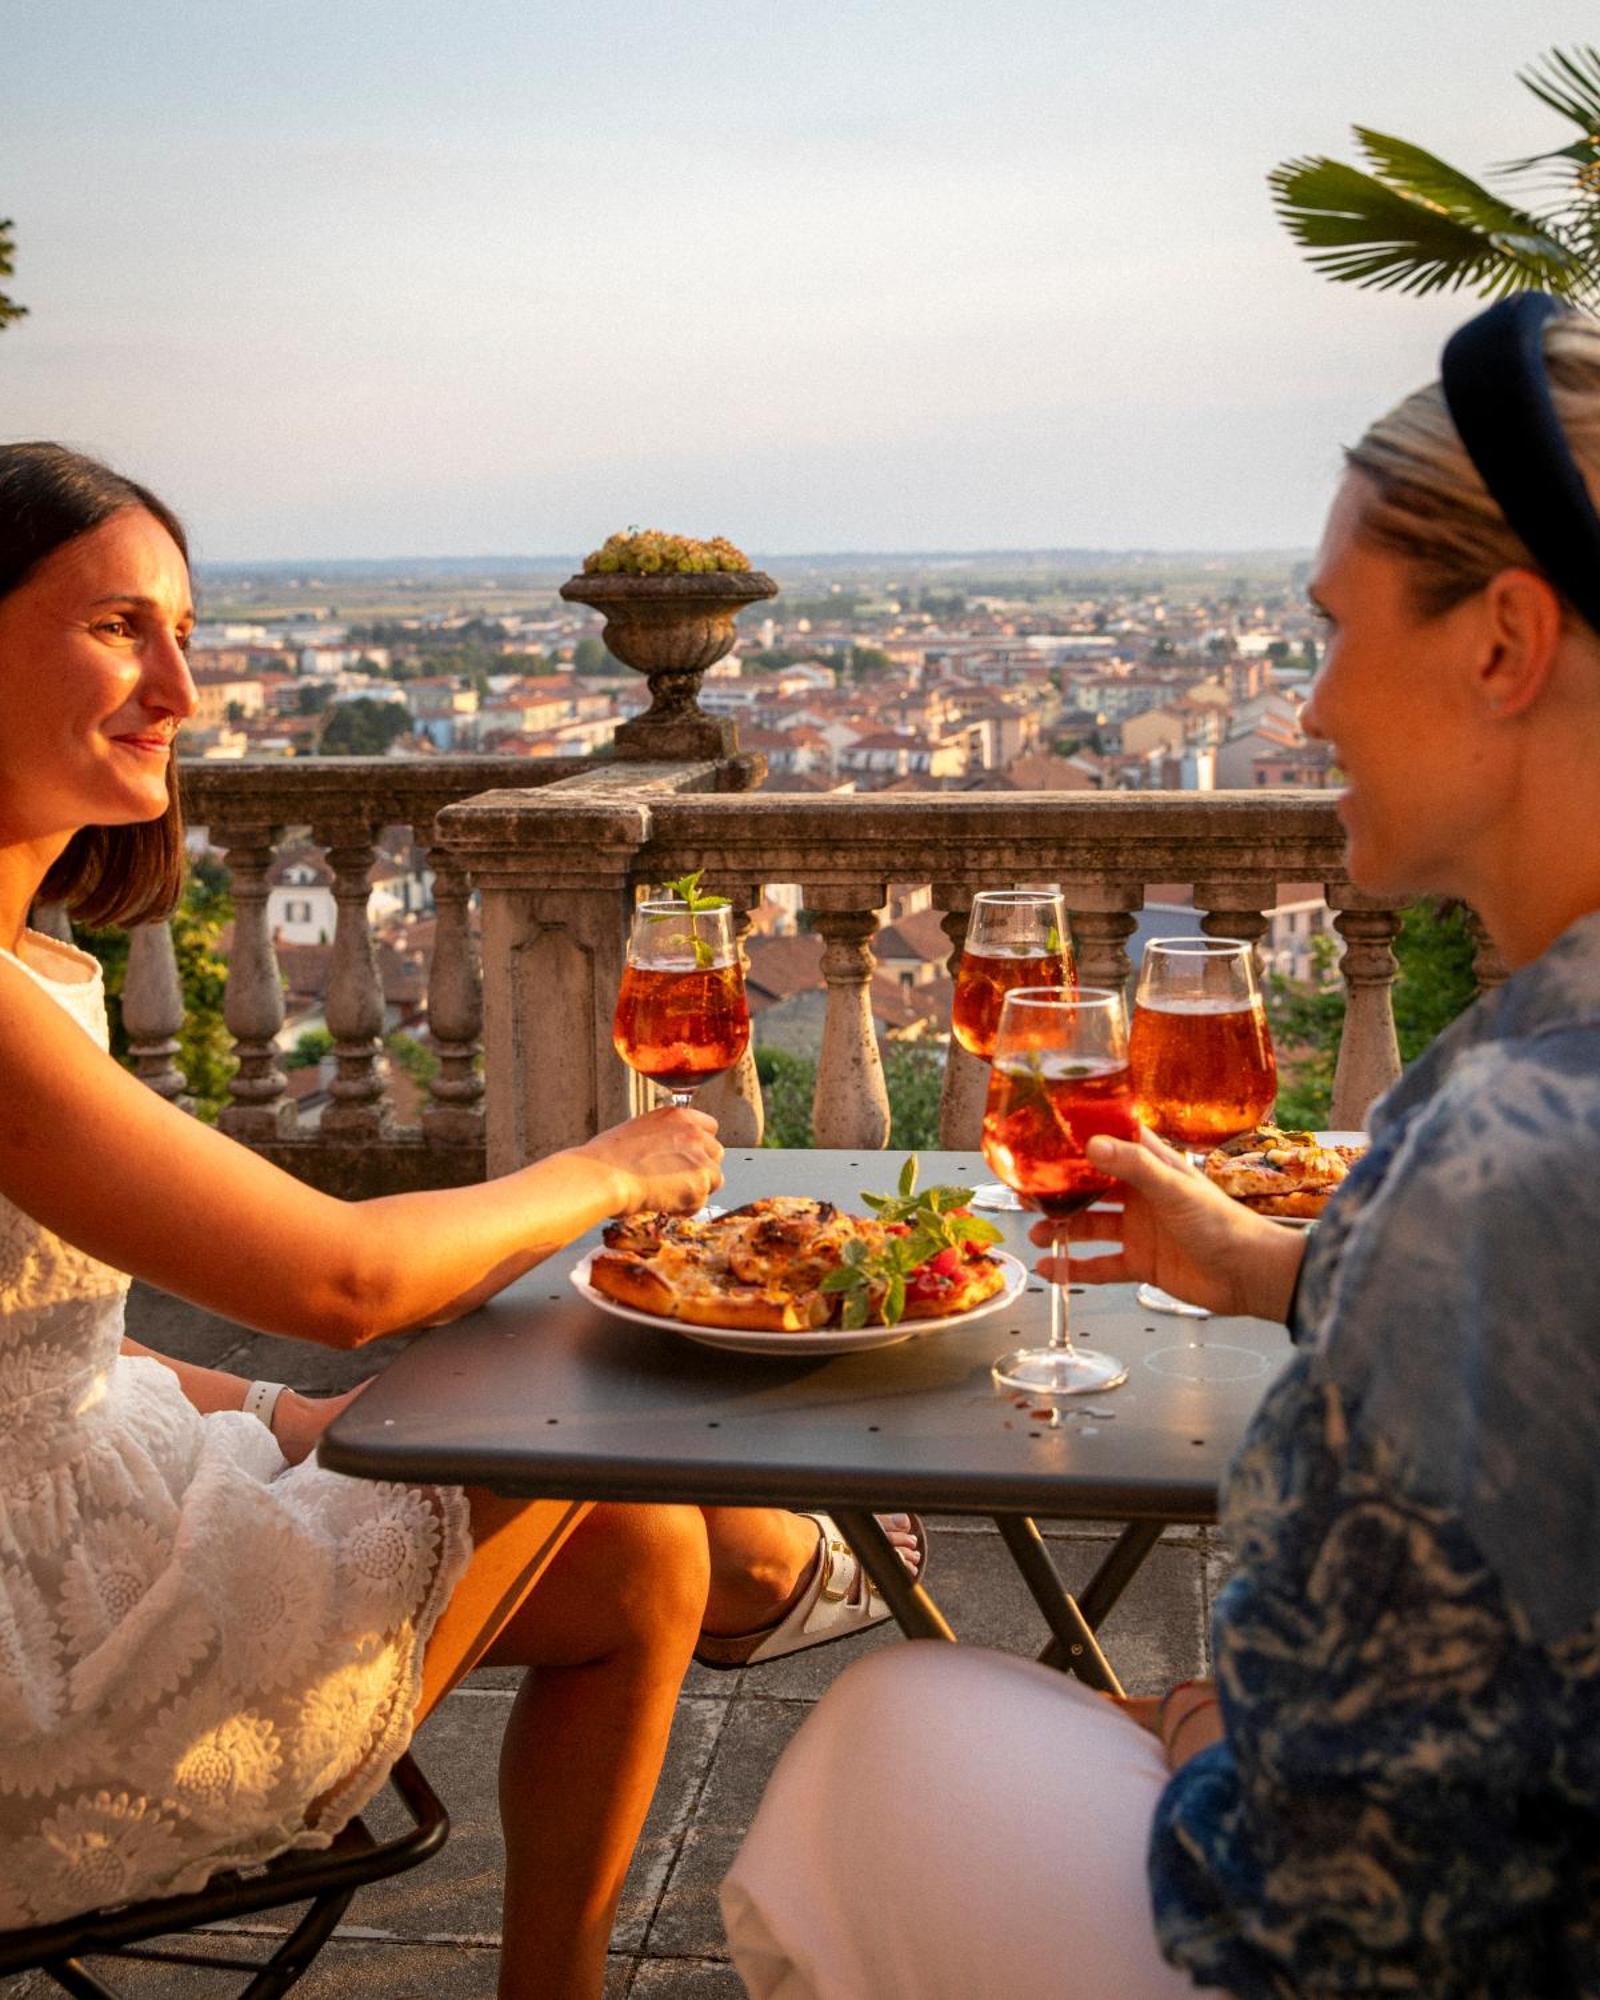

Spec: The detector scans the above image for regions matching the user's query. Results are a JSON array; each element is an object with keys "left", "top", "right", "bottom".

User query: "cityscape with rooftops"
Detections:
[{"left": 176, "top": 547, "right": 1347, "bottom": 1142}]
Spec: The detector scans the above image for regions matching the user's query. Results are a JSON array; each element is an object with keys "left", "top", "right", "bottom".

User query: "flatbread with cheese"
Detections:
[
  {"left": 589, "top": 1196, "right": 1006, "bottom": 1331},
  {"left": 1201, "top": 1126, "right": 1367, "bottom": 1220}
]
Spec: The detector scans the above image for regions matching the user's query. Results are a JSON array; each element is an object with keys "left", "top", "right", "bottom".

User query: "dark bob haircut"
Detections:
[{"left": 0, "top": 442, "right": 189, "bottom": 928}]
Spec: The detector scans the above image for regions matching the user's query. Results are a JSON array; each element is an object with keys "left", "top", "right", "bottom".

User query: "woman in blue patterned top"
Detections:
[{"left": 721, "top": 294, "right": 1600, "bottom": 1999}]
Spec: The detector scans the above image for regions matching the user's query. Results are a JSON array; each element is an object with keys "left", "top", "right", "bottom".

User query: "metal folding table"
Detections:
[{"left": 323, "top": 1150, "right": 1287, "bottom": 1694}]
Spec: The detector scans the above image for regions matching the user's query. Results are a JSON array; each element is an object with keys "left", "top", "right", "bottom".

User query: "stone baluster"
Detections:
[
  {"left": 421, "top": 844, "right": 485, "bottom": 1145},
  {"left": 215, "top": 824, "right": 296, "bottom": 1140},
  {"left": 317, "top": 825, "right": 391, "bottom": 1140},
  {"left": 934, "top": 888, "right": 987, "bottom": 1150},
  {"left": 123, "top": 921, "right": 191, "bottom": 1109},
  {"left": 1466, "top": 906, "right": 1509, "bottom": 994},
  {"left": 692, "top": 885, "right": 764, "bottom": 1148},
  {"left": 1326, "top": 892, "right": 1403, "bottom": 1130},
  {"left": 1195, "top": 879, "right": 1275, "bottom": 973},
  {"left": 486, "top": 884, "right": 637, "bottom": 1173},
  {"left": 1061, "top": 883, "right": 1144, "bottom": 994},
  {"left": 806, "top": 887, "right": 891, "bottom": 1150}
]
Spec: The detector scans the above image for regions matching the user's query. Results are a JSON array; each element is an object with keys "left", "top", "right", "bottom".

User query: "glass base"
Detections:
[
  {"left": 970, "top": 1182, "right": 1025, "bottom": 1212},
  {"left": 991, "top": 1344, "right": 1128, "bottom": 1396},
  {"left": 1137, "top": 1282, "right": 1212, "bottom": 1320},
  {"left": 1145, "top": 1342, "right": 1271, "bottom": 1384}
]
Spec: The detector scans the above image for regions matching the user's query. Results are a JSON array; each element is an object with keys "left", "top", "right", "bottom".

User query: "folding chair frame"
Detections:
[{"left": 0, "top": 1753, "right": 447, "bottom": 1999}]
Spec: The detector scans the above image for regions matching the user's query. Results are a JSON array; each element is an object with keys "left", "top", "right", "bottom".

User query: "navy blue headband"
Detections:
[{"left": 1440, "top": 292, "right": 1600, "bottom": 635}]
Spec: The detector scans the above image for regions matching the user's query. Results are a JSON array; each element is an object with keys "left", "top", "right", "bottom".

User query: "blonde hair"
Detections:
[{"left": 1347, "top": 312, "right": 1600, "bottom": 620}]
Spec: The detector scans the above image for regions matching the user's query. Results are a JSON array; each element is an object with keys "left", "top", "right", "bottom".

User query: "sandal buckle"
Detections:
[{"left": 818, "top": 1537, "right": 854, "bottom": 1602}]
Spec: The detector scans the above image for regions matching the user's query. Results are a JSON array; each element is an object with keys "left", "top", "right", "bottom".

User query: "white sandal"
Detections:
[{"left": 695, "top": 1511, "right": 928, "bottom": 1669}]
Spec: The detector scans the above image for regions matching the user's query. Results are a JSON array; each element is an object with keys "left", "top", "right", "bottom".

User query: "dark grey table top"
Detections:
[{"left": 322, "top": 1150, "right": 1291, "bottom": 1521}]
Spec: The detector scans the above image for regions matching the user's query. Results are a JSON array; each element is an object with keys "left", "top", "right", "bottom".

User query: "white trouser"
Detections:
[{"left": 721, "top": 1643, "right": 1223, "bottom": 2000}]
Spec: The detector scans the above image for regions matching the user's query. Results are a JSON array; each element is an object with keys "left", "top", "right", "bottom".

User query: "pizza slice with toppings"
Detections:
[
  {"left": 1201, "top": 1125, "right": 1367, "bottom": 1218},
  {"left": 589, "top": 1191, "right": 1006, "bottom": 1331}
]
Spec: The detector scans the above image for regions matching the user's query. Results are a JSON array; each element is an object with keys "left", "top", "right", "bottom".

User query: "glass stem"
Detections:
[
  {"left": 1049, "top": 1226, "right": 1072, "bottom": 1355},
  {"left": 1186, "top": 1154, "right": 1208, "bottom": 1340}
]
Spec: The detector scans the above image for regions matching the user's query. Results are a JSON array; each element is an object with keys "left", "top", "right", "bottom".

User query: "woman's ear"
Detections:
[{"left": 1478, "top": 568, "right": 1565, "bottom": 719}]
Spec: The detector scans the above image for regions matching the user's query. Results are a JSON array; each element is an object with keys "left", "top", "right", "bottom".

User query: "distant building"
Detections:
[
  {"left": 837, "top": 730, "right": 969, "bottom": 781},
  {"left": 188, "top": 672, "right": 266, "bottom": 730},
  {"left": 265, "top": 842, "right": 430, "bottom": 946}
]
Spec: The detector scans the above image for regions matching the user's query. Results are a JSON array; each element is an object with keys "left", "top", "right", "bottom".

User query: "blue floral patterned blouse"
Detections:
[{"left": 1149, "top": 910, "right": 1600, "bottom": 1997}]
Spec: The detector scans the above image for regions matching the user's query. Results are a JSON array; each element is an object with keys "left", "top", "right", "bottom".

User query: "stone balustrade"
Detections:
[
  {"left": 436, "top": 785, "right": 1445, "bottom": 1173},
  {"left": 83, "top": 755, "right": 748, "bottom": 1195},
  {"left": 102, "top": 763, "right": 1472, "bottom": 1191}
]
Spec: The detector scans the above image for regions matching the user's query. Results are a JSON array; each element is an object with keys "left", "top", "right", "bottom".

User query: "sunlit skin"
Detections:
[
  {"left": 1031, "top": 466, "right": 1600, "bottom": 1766},
  {"left": 0, "top": 507, "right": 195, "bottom": 951}
]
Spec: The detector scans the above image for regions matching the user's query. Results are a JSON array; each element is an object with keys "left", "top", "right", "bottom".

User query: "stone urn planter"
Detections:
[{"left": 559, "top": 568, "right": 778, "bottom": 759}]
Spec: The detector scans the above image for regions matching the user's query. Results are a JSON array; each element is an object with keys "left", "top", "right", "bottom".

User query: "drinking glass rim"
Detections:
[
  {"left": 1143, "top": 935, "right": 1253, "bottom": 954},
  {"left": 1000, "top": 984, "right": 1122, "bottom": 1012},
  {"left": 635, "top": 898, "right": 734, "bottom": 920},
  {"left": 969, "top": 888, "right": 1064, "bottom": 908}
]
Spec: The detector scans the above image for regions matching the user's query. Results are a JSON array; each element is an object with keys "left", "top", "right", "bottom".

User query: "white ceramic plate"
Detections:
[{"left": 570, "top": 1250, "right": 1029, "bottom": 1357}]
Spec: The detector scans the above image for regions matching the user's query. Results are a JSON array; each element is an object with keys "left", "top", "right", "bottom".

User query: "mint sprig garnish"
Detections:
[
  {"left": 821, "top": 1154, "right": 1004, "bottom": 1327},
  {"left": 652, "top": 869, "right": 731, "bottom": 970},
  {"left": 662, "top": 869, "right": 729, "bottom": 914}
]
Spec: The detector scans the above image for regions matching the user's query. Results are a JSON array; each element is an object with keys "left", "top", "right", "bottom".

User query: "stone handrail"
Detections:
[{"left": 437, "top": 786, "right": 1431, "bottom": 1172}]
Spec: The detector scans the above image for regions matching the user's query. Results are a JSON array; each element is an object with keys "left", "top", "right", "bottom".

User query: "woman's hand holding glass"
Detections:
[
  {"left": 573, "top": 1105, "right": 725, "bottom": 1217},
  {"left": 1029, "top": 1125, "right": 1307, "bottom": 1326}
]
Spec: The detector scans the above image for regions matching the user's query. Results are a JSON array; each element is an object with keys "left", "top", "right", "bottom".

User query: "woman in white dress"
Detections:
[{"left": 0, "top": 443, "right": 914, "bottom": 2000}]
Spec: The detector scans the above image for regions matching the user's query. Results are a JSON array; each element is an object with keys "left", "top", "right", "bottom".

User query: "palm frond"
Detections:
[
  {"left": 1268, "top": 155, "right": 1586, "bottom": 298},
  {"left": 1498, "top": 135, "right": 1599, "bottom": 177},
  {"left": 1352, "top": 128, "right": 1546, "bottom": 228},
  {"left": 1518, "top": 46, "right": 1600, "bottom": 136}
]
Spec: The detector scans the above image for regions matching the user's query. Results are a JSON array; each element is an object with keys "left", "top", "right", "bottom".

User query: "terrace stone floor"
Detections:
[{"left": 3, "top": 1285, "right": 1222, "bottom": 1998}]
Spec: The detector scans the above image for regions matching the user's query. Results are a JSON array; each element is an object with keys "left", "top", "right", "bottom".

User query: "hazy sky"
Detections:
[{"left": 3, "top": 1, "right": 1588, "bottom": 560}]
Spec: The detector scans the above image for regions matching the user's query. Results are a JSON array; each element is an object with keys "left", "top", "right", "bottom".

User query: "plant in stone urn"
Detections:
[{"left": 560, "top": 529, "right": 778, "bottom": 758}]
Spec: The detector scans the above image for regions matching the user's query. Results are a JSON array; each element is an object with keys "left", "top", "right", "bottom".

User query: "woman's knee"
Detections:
[
  {"left": 571, "top": 1501, "right": 711, "bottom": 1642},
  {"left": 758, "top": 1643, "right": 1108, "bottom": 1845},
  {"left": 806, "top": 1639, "right": 996, "bottom": 1763}
]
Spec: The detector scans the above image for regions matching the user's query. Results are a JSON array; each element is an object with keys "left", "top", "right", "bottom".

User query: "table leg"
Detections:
[
  {"left": 1036, "top": 1520, "right": 1168, "bottom": 1676},
  {"left": 994, "top": 1516, "right": 1125, "bottom": 1697},
  {"left": 829, "top": 1507, "right": 957, "bottom": 1644},
  {"left": 1078, "top": 1519, "right": 1167, "bottom": 1629}
]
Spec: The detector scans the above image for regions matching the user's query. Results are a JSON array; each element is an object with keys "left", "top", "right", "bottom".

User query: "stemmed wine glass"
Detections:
[
  {"left": 952, "top": 890, "right": 1074, "bottom": 1212},
  {"left": 613, "top": 897, "right": 751, "bottom": 1109},
  {"left": 981, "top": 987, "right": 1137, "bottom": 1397},
  {"left": 1127, "top": 936, "right": 1277, "bottom": 1331}
]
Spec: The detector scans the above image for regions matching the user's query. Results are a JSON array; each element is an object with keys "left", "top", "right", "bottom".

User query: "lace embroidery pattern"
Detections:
[{"left": 0, "top": 950, "right": 473, "bottom": 1926}]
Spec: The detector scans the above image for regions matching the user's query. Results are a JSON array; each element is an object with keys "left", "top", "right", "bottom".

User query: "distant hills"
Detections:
[{"left": 197, "top": 547, "right": 1311, "bottom": 587}]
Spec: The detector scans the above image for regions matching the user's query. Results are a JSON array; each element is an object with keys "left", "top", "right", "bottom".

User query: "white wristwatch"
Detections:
[{"left": 241, "top": 1379, "right": 288, "bottom": 1432}]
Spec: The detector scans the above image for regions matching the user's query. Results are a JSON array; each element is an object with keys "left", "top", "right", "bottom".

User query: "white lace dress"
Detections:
[{"left": 0, "top": 933, "right": 473, "bottom": 1929}]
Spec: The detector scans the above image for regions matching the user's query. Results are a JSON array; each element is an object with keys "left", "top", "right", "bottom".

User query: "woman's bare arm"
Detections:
[
  {"left": 0, "top": 958, "right": 720, "bottom": 1347},
  {"left": 120, "top": 1335, "right": 251, "bottom": 1414},
  {"left": 121, "top": 1335, "right": 370, "bottom": 1464}
]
